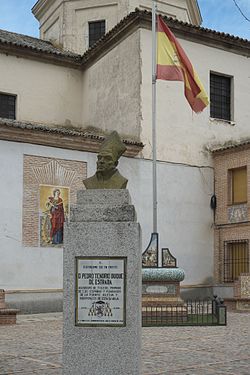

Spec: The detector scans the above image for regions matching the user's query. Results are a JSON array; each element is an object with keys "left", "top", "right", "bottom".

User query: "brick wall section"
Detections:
[
  {"left": 213, "top": 145, "right": 250, "bottom": 283},
  {"left": 214, "top": 147, "right": 250, "bottom": 224},
  {"left": 23, "top": 155, "right": 87, "bottom": 247},
  {"left": 0, "top": 315, "right": 17, "bottom": 325}
]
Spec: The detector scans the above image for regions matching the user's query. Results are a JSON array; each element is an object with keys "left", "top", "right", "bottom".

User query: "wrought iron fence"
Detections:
[{"left": 142, "top": 296, "right": 227, "bottom": 327}]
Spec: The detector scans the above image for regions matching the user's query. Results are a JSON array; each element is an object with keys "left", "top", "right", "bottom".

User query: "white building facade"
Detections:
[{"left": 0, "top": 0, "right": 250, "bottom": 311}]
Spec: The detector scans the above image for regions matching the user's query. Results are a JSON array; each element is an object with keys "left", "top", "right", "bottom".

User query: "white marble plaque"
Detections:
[{"left": 76, "top": 257, "right": 126, "bottom": 326}]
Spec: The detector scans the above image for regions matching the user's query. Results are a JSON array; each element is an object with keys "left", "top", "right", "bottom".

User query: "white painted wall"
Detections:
[
  {"left": 140, "top": 29, "right": 250, "bottom": 167},
  {"left": 0, "top": 141, "right": 92, "bottom": 290},
  {"left": 36, "top": 0, "right": 64, "bottom": 46},
  {"left": 0, "top": 139, "right": 213, "bottom": 290},
  {"left": 0, "top": 53, "right": 83, "bottom": 127},
  {"left": 81, "top": 31, "right": 141, "bottom": 138},
  {"left": 65, "top": 0, "right": 120, "bottom": 54},
  {"left": 44, "top": 17, "right": 61, "bottom": 44}
]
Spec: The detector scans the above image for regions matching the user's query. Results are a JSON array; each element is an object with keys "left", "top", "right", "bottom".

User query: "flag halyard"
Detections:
[{"left": 156, "top": 15, "right": 209, "bottom": 113}]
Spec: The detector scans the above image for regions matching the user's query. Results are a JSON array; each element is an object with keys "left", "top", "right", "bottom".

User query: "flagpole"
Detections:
[{"left": 152, "top": 0, "right": 158, "bottom": 234}]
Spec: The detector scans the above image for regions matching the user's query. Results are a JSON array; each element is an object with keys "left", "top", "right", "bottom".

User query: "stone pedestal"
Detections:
[
  {"left": 142, "top": 268, "right": 185, "bottom": 306},
  {"left": 142, "top": 268, "right": 186, "bottom": 323},
  {"left": 0, "top": 290, "right": 19, "bottom": 325},
  {"left": 63, "top": 190, "right": 141, "bottom": 375},
  {"left": 234, "top": 273, "right": 250, "bottom": 311}
]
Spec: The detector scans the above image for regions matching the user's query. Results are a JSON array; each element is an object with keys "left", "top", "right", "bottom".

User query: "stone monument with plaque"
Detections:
[
  {"left": 63, "top": 132, "right": 141, "bottom": 375},
  {"left": 141, "top": 233, "right": 186, "bottom": 322}
]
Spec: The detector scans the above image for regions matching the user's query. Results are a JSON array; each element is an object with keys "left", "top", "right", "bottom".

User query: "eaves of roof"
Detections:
[
  {"left": 211, "top": 139, "right": 250, "bottom": 154},
  {"left": 0, "top": 118, "right": 143, "bottom": 157},
  {"left": 0, "top": 28, "right": 83, "bottom": 68},
  {"left": 0, "top": 9, "right": 250, "bottom": 69}
]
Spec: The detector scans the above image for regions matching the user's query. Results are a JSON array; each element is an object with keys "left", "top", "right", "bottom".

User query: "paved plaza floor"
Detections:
[{"left": 0, "top": 312, "right": 249, "bottom": 375}]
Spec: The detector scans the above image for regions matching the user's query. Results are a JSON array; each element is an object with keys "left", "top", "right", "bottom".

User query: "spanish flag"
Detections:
[{"left": 157, "top": 15, "right": 209, "bottom": 113}]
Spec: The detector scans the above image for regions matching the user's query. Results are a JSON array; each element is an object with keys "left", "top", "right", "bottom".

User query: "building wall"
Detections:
[
  {"left": 129, "top": 0, "right": 198, "bottom": 23},
  {"left": 140, "top": 29, "right": 250, "bottom": 166},
  {"left": 63, "top": 0, "right": 121, "bottom": 54},
  {"left": 214, "top": 225, "right": 250, "bottom": 285},
  {"left": 213, "top": 147, "right": 250, "bottom": 286},
  {"left": 81, "top": 31, "right": 142, "bottom": 139},
  {"left": 0, "top": 53, "right": 83, "bottom": 127},
  {"left": 2, "top": 10, "right": 250, "bottom": 310},
  {"left": 35, "top": 0, "right": 200, "bottom": 54},
  {"left": 0, "top": 138, "right": 214, "bottom": 311},
  {"left": 214, "top": 148, "right": 250, "bottom": 225},
  {"left": 36, "top": 0, "right": 64, "bottom": 46}
]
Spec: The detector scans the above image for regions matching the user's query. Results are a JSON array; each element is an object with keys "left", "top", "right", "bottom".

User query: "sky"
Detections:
[
  {"left": 199, "top": 0, "right": 250, "bottom": 40},
  {"left": 0, "top": 0, "right": 250, "bottom": 40}
]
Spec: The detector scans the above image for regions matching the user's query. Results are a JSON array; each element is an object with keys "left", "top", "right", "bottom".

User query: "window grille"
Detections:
[
  {"left": 224, "top": 240, "right": 249, "bottom": 282},
  {"left": 0, "top": 93, "right": 16, "bottom": 119},
  {"left": 89, "top": 20, "right": 105, "bottom": 48},
  {"left": 210, "top": 73, "right": 231, "bottom": 121}
]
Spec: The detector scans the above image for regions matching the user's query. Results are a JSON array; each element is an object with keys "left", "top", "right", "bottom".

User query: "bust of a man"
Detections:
[{"left": 83, "top": 131, "right": 128, "bottom": 189}]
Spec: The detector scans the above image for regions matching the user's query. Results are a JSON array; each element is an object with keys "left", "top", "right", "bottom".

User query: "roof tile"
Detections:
[{"left": 0, "top": 28, "right": 82, "bottom": 60}]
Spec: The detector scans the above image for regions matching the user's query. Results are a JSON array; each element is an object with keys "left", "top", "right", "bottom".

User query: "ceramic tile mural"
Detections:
[
  {"left": 39, "top": 185, "right": 70, "bottom": 247},
  {"left": 23, "top": 155, "right": 86, "bottom": 247}
]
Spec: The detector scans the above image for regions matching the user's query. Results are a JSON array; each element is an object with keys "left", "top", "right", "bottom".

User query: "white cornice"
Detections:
[
  {"left": 187, "top": 0, "right": 202, "bottom": 26},
  {"left": 32, "top": 0, "right": 63, "bottom": 20}
]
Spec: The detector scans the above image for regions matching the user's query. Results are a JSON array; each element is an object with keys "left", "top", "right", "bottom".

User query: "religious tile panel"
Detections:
[
  {"left": 142, "top": 233, "right": 158, "bottom": 268},
  {"left": 228, "top": 204, "right": 248, "bottom": 223},
  {"left": 39, "top": 185, "right": 70, "bottom": 247},
  {"left": 162, "top": 248, "right": 177, "bottom": 268},
  {"left": 23, "top": 155, "right": 87, "bottom": 247}
]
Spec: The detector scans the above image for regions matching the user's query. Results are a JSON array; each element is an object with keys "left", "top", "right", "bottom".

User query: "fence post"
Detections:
[{"left": 214, "top": 296, "right": 227, "bottom": 326}]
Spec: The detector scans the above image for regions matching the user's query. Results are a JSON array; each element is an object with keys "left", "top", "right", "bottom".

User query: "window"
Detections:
[
  {"left": 229, "top": 167, "right": 247, "bottom": 205},
  {"left": 224, "top": 240, "right": 249, "bottom": 282},
  {"left": 0, "top": 93, "right": 16, "bottom": 119},
  {"left": 210, "top": 73, "right": 231, "bottom": 121},
  {"left": 89, "top": 20, "right": 105, "bottom": 48}
]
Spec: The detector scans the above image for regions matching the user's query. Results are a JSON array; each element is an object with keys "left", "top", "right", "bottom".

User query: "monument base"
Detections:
[
  {"left": 63, "top": 190, "right": 141, "bottom": 375},
  {"left": 142, "top": 268, "right": 187, "bottom": 324},
  {"left": 142, "top": 268, "right": 185, "bottom": 307}
]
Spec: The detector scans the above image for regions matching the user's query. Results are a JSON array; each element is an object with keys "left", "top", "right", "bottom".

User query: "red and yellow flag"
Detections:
[{"left": 157, "top": 15, "right": 209, "bottom": 113}]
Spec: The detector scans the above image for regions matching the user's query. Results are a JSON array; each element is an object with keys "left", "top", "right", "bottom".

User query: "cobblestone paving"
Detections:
[{"left": 0, "top": 312, "right": 249, "bottom": 374}]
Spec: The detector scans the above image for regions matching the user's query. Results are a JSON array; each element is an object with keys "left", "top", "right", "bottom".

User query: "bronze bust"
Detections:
[{"left": 83, "top": 131, "right": 128, "bottom": 189}]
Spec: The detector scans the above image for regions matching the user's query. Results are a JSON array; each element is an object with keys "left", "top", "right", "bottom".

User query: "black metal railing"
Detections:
[{"left": 142, "top": 296, "right": 227, "bottom": 327}]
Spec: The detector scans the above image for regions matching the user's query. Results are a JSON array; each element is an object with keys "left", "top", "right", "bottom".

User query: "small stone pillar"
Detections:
[
  {"left": 0, "top": 290, "right": 19, "bottom": 325},
  {"left": 63, "top": 190, "right": 141, "bottom": 375},
  {"left": 233, "top": 273, "right": 250, "bottom": 311}
]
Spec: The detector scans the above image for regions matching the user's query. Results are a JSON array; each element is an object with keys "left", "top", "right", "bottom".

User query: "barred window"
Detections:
[
  {"left": 210, "top": 73, "right": 231, "bottom": 121},
  {"left": 89, "top": 20, "right": 105, "bottom": 48},
  {"left": 224, "top": 240, "right": 249, "bottom": 282},
  {"left": 0, "top": 93, "right": 16, "bottom": 119},
  {"left": 229, "top": 167, "right": 247, "bottom": 205}
]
